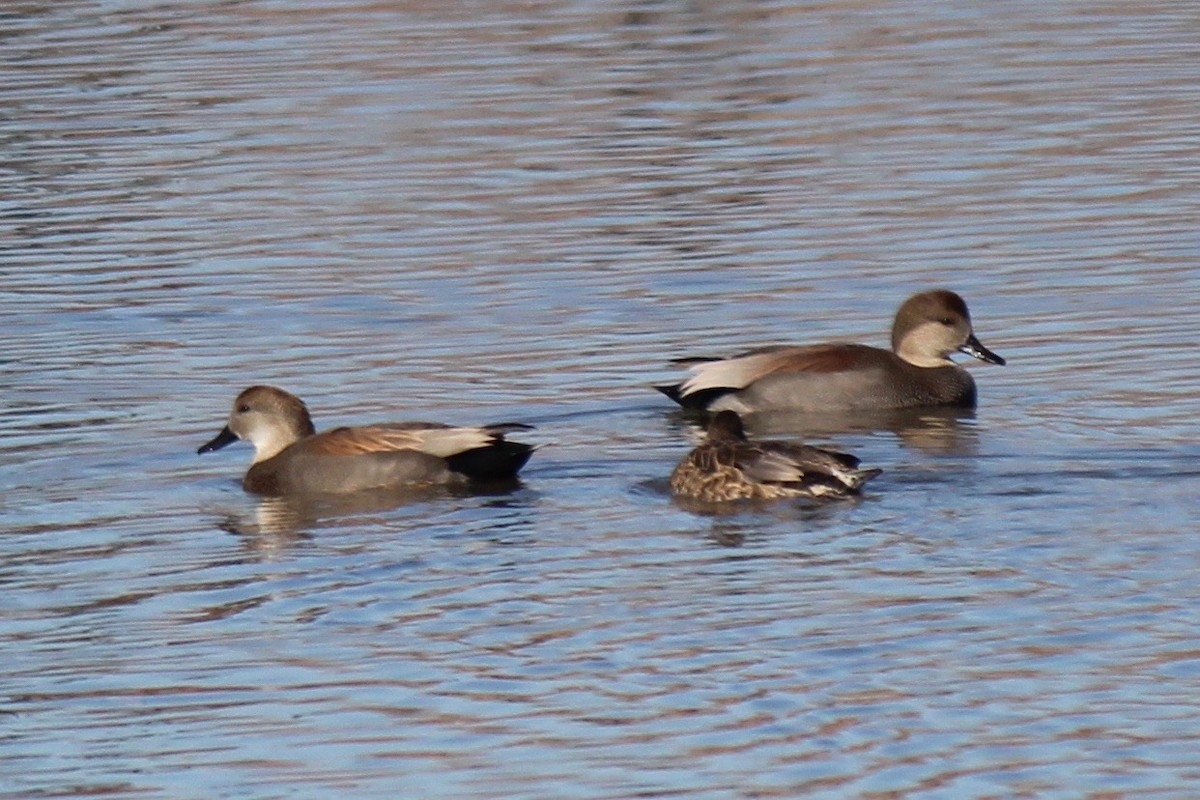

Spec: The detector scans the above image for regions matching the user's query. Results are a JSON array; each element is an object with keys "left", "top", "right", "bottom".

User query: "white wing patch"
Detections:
[
  {"left": 680, "top": 352, "right": 782, "bottom": 396},
  {"left": 411, "top": 426, "right": 498, "bottom": 457}
]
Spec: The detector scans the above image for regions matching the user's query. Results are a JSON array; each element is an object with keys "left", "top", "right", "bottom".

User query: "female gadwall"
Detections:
[
  {"left": 657, "top": 290, "right": 1004, "bottom": 413},
  {"left": 198, "top": 386, "right": 534, "bottom": 495},
  {"left": 670, "top": 411, "right": 880, "bottom": 502}
]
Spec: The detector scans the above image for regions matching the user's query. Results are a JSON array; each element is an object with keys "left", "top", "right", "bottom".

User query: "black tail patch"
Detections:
[
  {"left": 654, "top": 383, "right": 735, "bottom": 411},
  {"left": 483, "top": 422, "right": 535, "bottom": 435},
  {"left": 446, "top": 441, "right": 535, "bottom": 481},
  {"left": 654, "top": 383, "right": 684, "bottom": 404}
]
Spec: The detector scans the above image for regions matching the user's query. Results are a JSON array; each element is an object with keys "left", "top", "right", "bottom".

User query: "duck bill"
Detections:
[
  {"left": 959, "top": 334, "right": 1006, "bottom": 366},
  {"left": 198, "top": 425, "right": 239, "bottom": 454}
]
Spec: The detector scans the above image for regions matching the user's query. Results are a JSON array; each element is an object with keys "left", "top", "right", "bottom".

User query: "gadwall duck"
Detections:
[
  {"left": 657, "top": 290, "right": 1005, "bottom": 413},
  {"left": 670, "top": 411, "right": 880, "bottom": 502},
  {"left": 198, "top": 386, "right": 534, "bottom": 495}
]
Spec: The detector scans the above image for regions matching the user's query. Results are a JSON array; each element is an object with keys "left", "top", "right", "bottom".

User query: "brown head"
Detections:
[
  {"left": 198, "top": 385, "right": 316, "bottom": 463},
  {"left": 706, "top": 410, "right": 749, "bottom": 443},
  {"left": 890, "top": 290, "right": 1005, "bottom": 368}
]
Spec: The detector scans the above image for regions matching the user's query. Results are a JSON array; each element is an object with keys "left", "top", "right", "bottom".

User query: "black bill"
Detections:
[
  {"left": 958, "top": 333, "right": 1005, "bottom": 366},
  {"left": 198, "top": 425, "right": 239, "bottom": 454}
]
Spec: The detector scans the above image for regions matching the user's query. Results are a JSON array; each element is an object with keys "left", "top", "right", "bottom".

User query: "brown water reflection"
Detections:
[
  {"left": 218, "top": 482, "right": 532, "bottom": 540},
  {"left": 672, "top": 406, "right": 983, "bottom": 456}
]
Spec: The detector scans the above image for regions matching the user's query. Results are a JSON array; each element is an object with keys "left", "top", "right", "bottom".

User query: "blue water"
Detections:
[{"left": 2, "top": 1, "right": 1198, "bottom": 797}]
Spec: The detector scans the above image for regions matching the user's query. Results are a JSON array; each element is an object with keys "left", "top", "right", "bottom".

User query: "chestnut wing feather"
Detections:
[
  {"left": 304, "top": 425, "right": 429, "bottom": 455},
  {"left": 303, "top": 423, "right": 511, "bottom": 459}
]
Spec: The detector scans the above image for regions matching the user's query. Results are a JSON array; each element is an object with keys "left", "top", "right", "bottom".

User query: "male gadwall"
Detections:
[
  {"left": 657, "top": 290, "right": 1004, "bottom": 413},
  {"left": 670, "top": 411, "right": 880, "bottom": 502},
  {"left": 198, "top": 386, "right": 534, "bottom": 495}
]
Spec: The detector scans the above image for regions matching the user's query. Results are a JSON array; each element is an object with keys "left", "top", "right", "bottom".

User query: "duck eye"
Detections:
[
  {"left": 939, "top": 317, "right": 955, "bottom": 326},
  {"left": 236, "top": 404, "right": 251, "bottom": 413}
]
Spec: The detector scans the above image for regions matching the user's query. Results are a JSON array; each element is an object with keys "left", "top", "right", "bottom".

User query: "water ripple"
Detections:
[{"left": 2, "top": 1, "right": 1199, "bottom": 798}]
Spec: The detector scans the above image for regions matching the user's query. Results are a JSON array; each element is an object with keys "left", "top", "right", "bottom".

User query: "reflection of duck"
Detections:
[
  {"left": 219, "top": 488, "right": 445, "bottom": 541},
  {"left": 215, "top": 496, "right": 314, "bottom": 553},
  {"left": 657, "top": 290, "right": 1004, "bottom": 413},
  {"left": 218, "top": 484, "right": 534, "bottom": 542},
  {"left": 199, "top": 386, "right": 534, "bottom": 495},
  {"left": 670, "top": 411, "right": 880, "bottom": 502},
  {"left": 742, "top": 406, "right": 980, "bottom": 457}
]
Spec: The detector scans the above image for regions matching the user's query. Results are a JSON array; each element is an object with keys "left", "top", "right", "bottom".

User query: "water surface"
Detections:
[{"left": 2, "top": 1, "right": 1199, "bottom": 797}]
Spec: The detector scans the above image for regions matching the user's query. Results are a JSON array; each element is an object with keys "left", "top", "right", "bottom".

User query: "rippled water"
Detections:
[{"left": 3, "top": 0, "right": 1199, "bottom": 797}]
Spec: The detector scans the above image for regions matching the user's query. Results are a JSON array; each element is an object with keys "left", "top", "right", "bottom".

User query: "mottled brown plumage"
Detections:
[{"left": 670, "top": 411, "right": 880, "bottom": 502}]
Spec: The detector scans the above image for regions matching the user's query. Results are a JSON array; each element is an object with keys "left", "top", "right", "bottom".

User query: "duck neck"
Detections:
[
  {"left": 896, "top": 346, "right": 954, "bottom": 369},
  {"left": 251, "top": 426, "right": 306, "bottom": 464}
]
